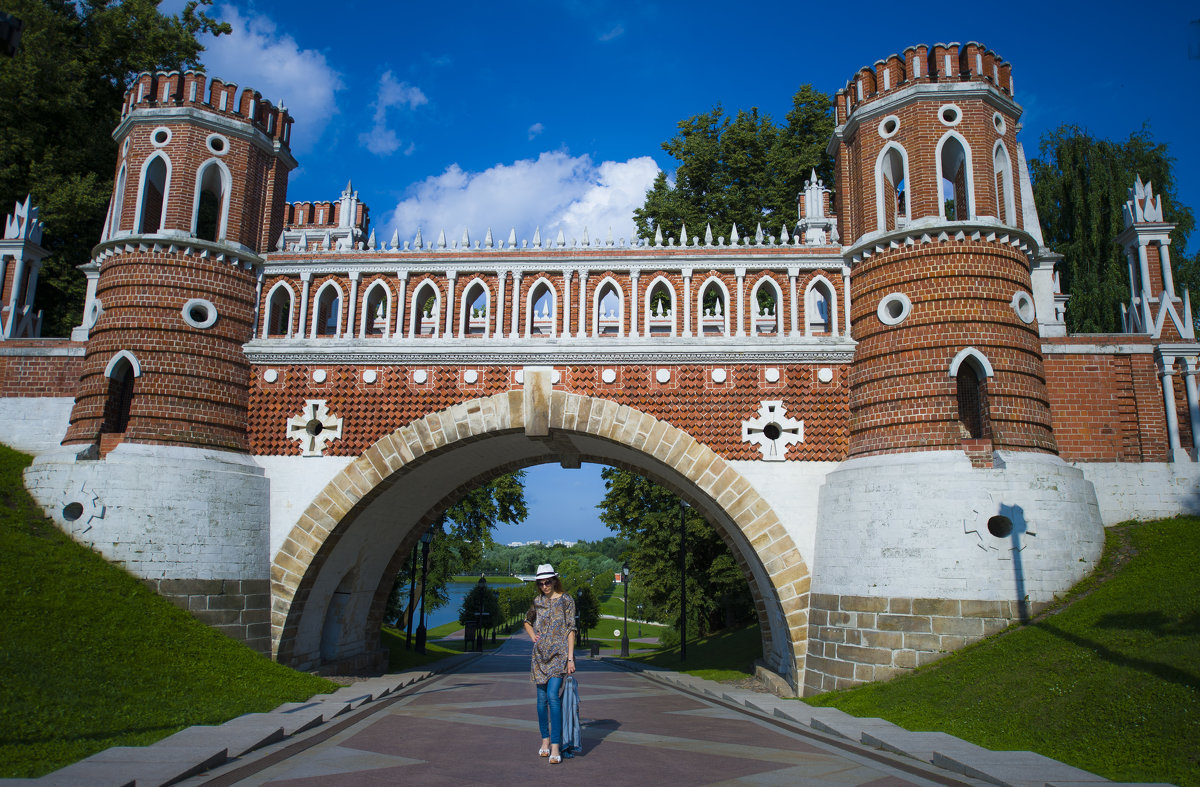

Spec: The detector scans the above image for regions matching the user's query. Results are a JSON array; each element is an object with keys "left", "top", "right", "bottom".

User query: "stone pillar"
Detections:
[
  {"left": 495, "top": 270, "right": 506, "bottom": 339},
  {"left": 511, "top": 272, "right": 522, "bottom": 337},
  {"left": 1185, "top": 357, "right": 1200, "bottom": 461},
  {"left": 298, "top": 271, "right": 312, "bottom": 338},
  {"left": 682, "top": 269, "right": 693, "bottom": 337},
  {"left": 788, "top": 267, "right": 800, "bottom": 337},
  {"left": 345, "top": 271, "right": 360, "bottom": 338},
  {"left": 3, "top": 256, "right": 26, "bottom": 338},
  {"left": 842, "top": 269, "right": 852, "bottom": 339},
  {"left": 629, "top": 271, "right": 640, "bottom": 338},
  {"left": 444, "top": 271, "right": 457, "bottom": 337},
  {"left": 734, "top": 267, "right": 746, "bottom": 337},
  {"left": 577, "top": 272, "right": 588, "bottom": 337},
  {"left": 1159, "top": 355, "right": 1185, "bottom": 461},
  {"left": 562, "top": 269, "right": 572, "bottom": 338},
  {"left": 1160, "top": 239, "right": 1176, "bottom": 296},
  {"left": 395, "top": 271, "right": 408, "bottom": 339}
]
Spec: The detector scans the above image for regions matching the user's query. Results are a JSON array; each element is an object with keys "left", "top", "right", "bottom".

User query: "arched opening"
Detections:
[
  {"left": 137, "top": 155, "right": 168, "bottom": 234},
  {"left": 993, "top": 142, "right": 1014, "bottom": 226},
  {"left": 938, "top": 134, "right": 972, "bottom": 221},
  {"left": 266, "top": 284, "right": 293, "bottom": 338},
  {"left": 270, "top": 393, "right": 812, "bottom": 693},
  {"left": 101, "top": 356, "right": 137, "bottom": 434},
  {"left": 698, "top": 278, "right": 728, "bottom": 336},
  {"left": 362, "top": 281, "right": 391, "bottom": 338},
  {"left": 411, "top": 281, "right": 440, "bottom": 337},
  {"left": 645, "top": 278, "right": 675, "bottom": 336},
  {"left": 460, "top": 279, "right": 489, "bottom": 337},
  {"left": 527, "top": 280, "right": 556, "bottom": 337},
  {"left": 593, "top": 278, "right": 623, "bottom": 336},
  {"left": 805, "top": 278, "right": 836, "bottom": 336},
  {"left": 314, "top": 284, "right": 342, "bottom": 338},
  {"left": 876, "top": 144, "right": 908, "bottom": 231},
  {"left": 955, "top": 360, "right": 989, "bottom": 439},
  {"left": 751, "top": 277, "right": 781, "bottom": 336},
  {"left": 193, "top": 161, "right": 228, "bottom": 242},
  {"left": 111, "top": 164, "right": 127, "bottom": 236}
]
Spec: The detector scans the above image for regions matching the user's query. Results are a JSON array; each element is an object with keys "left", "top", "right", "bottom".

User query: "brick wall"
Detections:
[{"left": 0, "top": 341, "right": 83, "bottom": 396}]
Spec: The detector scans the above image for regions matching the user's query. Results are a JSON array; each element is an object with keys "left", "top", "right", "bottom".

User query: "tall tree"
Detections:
[
  {"left": 1031, "top": 125, "right": 1197, "bottom": 333},
  {"left": 0, "top": 0, "right": 230, "bottom": 337},
  {"left": 634, "top": 85, "right": 834, "bottom": 243},
  {"left": 597, "top": 467, "right": 753, "bottom": 638}
]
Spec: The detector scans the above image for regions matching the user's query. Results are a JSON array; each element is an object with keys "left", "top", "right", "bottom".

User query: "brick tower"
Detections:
[
  {"left": 808, "top": 43, "right": 1105, "bottom": 694},
  {"left": 61, "top": 71, "right": 295, "bottom": 453}
]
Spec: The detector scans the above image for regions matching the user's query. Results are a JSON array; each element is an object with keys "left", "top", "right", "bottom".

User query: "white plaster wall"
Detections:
[
  {"left": 813, "top": 451, "right": 1105, "bottom": 602},
  {"left": 24, "top": 442, "right": 270, "bottom": 580},
  {"left": 730, "top": 460, "right": 840, "bottom": 570},
  {"left": 0, "top": 397, "right": 73, "bottom": 456},
  {"left": 256, "top": 455, "right": 354, "bottom": 558},
  {"left": 1074, "top": 461, "right": 1200, "bottom": 525}
]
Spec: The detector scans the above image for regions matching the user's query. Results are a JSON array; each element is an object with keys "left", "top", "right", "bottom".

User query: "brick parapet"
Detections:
[{"left": 0, "top": 341, "right": 84, "bottom": 396}]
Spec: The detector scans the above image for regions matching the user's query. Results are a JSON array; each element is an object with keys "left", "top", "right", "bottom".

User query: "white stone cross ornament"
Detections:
[
  {"left": 741, "top": 400, "right": 804, "bottom": 461},
  {"left": 287, "top": 399, "right": 344, "bottom": 456}
]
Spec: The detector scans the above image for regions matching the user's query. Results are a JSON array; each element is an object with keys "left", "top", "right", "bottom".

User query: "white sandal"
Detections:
[{"left": 549, "top": 754, "right": 562, "bottom": 764}]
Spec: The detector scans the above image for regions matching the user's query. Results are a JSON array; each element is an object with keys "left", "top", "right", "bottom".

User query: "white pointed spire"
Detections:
[
  {"left": 461, "top": 228, "right": 470, "bottom": 248},
  {"left": 607, "top": 226, "right": 614, "bottom": 247},
  {"left": 730, "top": 224, "right": 739, "bottom": 244},
  {"left": 533, "top": 226, "right": 542, "bottom": 248},
  {"left": 780, "top": 225, "right": 790, "bottom": 243},
  {"left": 367, "top": 230, "right": 376, "bottom": 250},
  {"left": 484, "top": 227, "right": 494, "bottom": 248},
  {"left": 582, "top": 226, "right": 590, "bottom": 246},
  {"left": 556, "top": 229, "right": 565, "bottom": 248},
  {"left": 654, "top": 226, "right": 663, "bottom": 246},
  {"left": 507, "top": 227, "right": 517, "bottom": 248},
  {"left": 390, "top": 229, "right": 400, "bottom": 250},
  {"left": 704, "top": 223, "right": 713, "bottom": 246},
  {"left": 275, "top": 232, "right": 286, "bottom": 251},
  {"left": 322, "top": 231, "right": 332, "bottom": 250},
  {"left": 680, "top": 223, "right": 689, "bottom": 246},
  {"left": 413, "top": 228, "right": 423, "bottom": 249},
  {"left": 437, "top": 228, "right": 447, "bottom": 249},
  {"left": 755, "top": 223, "right": 764, "bottom": 244}
]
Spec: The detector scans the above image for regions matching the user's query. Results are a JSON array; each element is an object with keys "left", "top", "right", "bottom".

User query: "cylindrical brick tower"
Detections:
[
  {"left": 807, "top": 43, "right": 1104, "bottom": 696},
  {"left": 26, "top": 71, "right": 297, "bottom": 656},
  {"left": 62, "top": 70, "right": 295, "bottom": 452}
]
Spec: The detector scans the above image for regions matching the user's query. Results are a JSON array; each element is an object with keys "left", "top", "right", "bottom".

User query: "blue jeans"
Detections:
[{"left": 536, "top": 676, "right": 563, "bottom": 744}]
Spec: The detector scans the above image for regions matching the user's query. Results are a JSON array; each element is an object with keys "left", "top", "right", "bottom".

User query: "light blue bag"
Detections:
[{"left": 561, "top": 675, "right": 581, "bottom": 757}]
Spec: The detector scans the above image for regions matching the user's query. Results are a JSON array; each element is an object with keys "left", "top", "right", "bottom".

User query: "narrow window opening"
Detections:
[
  {"left": 101, "top": 360, "right": 136, "bottom": 434},
  {"left": 315, "top": 288, "right": 340, "bottom": 337},
  {"left": 194, "top": 164, "right": 224, "bottom": 241},
  {"left": 267, "top": 288, "right": 291, "bottom": 337},
  {"left": 941, "top": 136, "right": 970, "bottom": 221},
  {"left": 138, "top": 157, "right": 167, "bottom": 233},
  {"left": 956, "top": 362, "right": 988, "bottom": 438}
]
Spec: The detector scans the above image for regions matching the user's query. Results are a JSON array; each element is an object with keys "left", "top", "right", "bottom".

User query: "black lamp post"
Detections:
[
  {"left": 415, "top": 524, "right": 435, "bottom": 654},
  {"left": 620, "top": 561, "right": 630, "bottom": 657},
  {"left": 679, "top": 499, "right": 688, "bottom": 662},
  {"left": 475, "top": 575, "right": 488, "bottom": 652},
  {"left": 404, "top": 541, "right": 418, "bottom": 649}
]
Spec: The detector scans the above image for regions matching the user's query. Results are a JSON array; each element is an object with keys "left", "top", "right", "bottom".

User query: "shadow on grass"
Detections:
[
  {"left": 1033, "top": 621, "right": 1200, "bottom": 691},
  {"left": 1093, "top": 610, "right": 1200, "bottom": 636}
]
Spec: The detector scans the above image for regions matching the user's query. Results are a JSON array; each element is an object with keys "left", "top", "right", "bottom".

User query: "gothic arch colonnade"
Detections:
[{"left": 269, "top": 380, "right": 812, "bottom": 692}]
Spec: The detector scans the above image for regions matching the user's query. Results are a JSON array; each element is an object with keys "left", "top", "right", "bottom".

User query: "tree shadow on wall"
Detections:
[{"left": 996, "top": 503, "right": 1031, "bottom": 623}]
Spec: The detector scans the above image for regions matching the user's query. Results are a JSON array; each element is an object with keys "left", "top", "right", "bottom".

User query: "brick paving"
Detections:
[{"left": 182, "top": 637, "right": 990, "bottom": 787}]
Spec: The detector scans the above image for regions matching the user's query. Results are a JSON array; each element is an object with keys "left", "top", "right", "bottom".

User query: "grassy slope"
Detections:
[
  {"left": 0, "top": 446, "right": 337, "bottom": 778},
  {"left": 806, "top": 517, "right": 1200, "bottom": 786}
]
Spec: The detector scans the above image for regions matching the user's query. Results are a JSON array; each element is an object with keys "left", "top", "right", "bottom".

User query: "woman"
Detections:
[{"left": 523, "top": 563, "right": 576, "bottom": 764}]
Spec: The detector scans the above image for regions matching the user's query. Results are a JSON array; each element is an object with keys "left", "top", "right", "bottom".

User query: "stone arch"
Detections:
[{"left": 270, "top": 387, "right": 812, "bottom": 693}]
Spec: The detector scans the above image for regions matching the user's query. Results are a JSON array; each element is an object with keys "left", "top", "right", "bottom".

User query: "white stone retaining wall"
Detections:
[
  {"left": 1074, "top": 461, "right": 1200, "bottom": 524},
  {"left": 0, "top": 397, "right": 74, "bottom": 456}
]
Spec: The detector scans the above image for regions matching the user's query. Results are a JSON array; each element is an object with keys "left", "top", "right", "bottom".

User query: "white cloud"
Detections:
[
  {"left": 384, "top": 152, "right": 659, "bottom": 245},
  {"left": 200, "top": 6, "right": 344, "bottom": 155},
  {"left": 598, "top": 24, "right": 625, "bottom": 41},
  {"left": 359, "top": 71, "right": 428, "bottom": 156},
  {"left": 528, "top": 122, "right": 544, "bottom": 140}
]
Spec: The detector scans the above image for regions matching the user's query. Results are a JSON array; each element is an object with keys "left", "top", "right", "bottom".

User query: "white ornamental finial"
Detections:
[{"left": 704, "top": 223, "right": 713, "bottom": 246}]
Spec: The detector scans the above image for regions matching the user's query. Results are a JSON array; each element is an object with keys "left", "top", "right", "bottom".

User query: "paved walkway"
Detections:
[{"left": 176, "top": 638, "right": 999, "bottom": 787}]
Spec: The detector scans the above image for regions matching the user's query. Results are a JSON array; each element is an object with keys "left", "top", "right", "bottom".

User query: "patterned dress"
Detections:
[{"left": 526, "top": 593, "right": 576, "bottom": 683}]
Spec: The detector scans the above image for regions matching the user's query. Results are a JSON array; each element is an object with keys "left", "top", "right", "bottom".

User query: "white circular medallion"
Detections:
[
  {"left": 656, "top": 369, "right": 671, "bottom": 384},
  {"left": 412, "top": 369, "right": 428, "bottom": 384},
  {"left": 711, "top": 368, "right": 727, "bottom": 383},
  {"left": 877, "top": 293, "right": 912, "bottom": 326},
  {"left": 764, "top": 368, "right": 781, "bottom": 383},
  {"left": 463, "top": 370, "right": 479, "bottom": 384},
  {"left": 181, "top": 298, "right": 218, "bottom": 329},
  {"left": 362, "top": 370, "right": 378, "bottom": 384},
  {"left": 150, "top": 126, "right": 172, "bottom": 147},
  {"left": 938, "top": 103, "right": 963, "bottom": 127},
  {"left": 312, "top": 369, "right": 327, "bottom": 383},
  {"left": 1011, "top": 291, "right": 1036, "bottom": 324},
  {"left": 263, "top": 369, "right": 278, "bottom": 383},
  {"left": 818, "top": 368, "right": 834, "bottom": 383},
  {"left": 878, "top": 114, "right": 900, "bottom": 138},
  {"left": 601, "top": 369, "right": 617, "bottom": 384}
]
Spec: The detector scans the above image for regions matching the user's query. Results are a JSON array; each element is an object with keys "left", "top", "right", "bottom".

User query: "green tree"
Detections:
[
  {"left": 634, "top": 85, "right": 834, "bottom": 243},
  {"left": 1031, "top": 124, "right": 1197, "bottom": 333},
  {"left": 597, "top": 467, "right": 754, "bottom": 638},
  {"left": 385, "top": 471, "right": 527, "bottom": 627},
  {"left": 0, "top": 0, "right": 230, "bottom": 337},
  {"left": 457, "top": 580, "right": 501, "bottom": 629}
]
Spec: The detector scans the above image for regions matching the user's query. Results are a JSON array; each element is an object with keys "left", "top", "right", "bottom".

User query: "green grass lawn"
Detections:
[
  {"left": 631, "top": 624, "right": 762, "bottom": 682},
  {"left": 0, "top": 445, "right": 337, "bottom": 779},
  {"left": 805, "top": 517, "right": 1200, "bottom": 786}
]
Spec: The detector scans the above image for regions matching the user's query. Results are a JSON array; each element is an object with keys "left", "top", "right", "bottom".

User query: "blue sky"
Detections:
[{"left": 169, "top": 1, "right": 1200, "bottom": 542}]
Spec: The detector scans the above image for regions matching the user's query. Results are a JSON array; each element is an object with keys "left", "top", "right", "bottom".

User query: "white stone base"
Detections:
[
  {"left": 24, "top": 442, "right": 270, "bottom": 581},
  {"left": 1072, "top": 461, "right": 1200, "bottom": 525},
  {"left": 0, "top": 397, "right": 74, "bottom": 456},
  {"left": 813, "top": 451, "right": 1105, "bottom": 603}
]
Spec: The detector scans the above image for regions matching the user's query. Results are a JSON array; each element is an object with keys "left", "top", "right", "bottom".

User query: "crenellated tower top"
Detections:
[{"left": 834, "top": 41, "right": 1013, "bottom": 125}]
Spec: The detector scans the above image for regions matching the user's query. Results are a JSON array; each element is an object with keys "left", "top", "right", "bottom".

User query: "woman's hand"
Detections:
[{"left": 566, "top": 657, "right": 575, "bottom": 674}]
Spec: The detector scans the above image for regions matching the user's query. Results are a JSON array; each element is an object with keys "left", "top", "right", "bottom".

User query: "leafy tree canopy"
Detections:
[
  {"left": 634, "top": 85, "right": 834, "bottom": 244},
  {"left": 1031, "top": 124, "right": 1197, "bottom": 333},
  {"left": 0, "top": 0, "right": 230, "bottom": 336},
  {"left": 597, "top": 467, "right": 753, "bottom": 637}
]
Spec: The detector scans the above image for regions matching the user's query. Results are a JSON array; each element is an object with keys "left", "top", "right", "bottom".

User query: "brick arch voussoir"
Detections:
[{"left": 271, "top": 390, "right": 811, "bottom": 683}]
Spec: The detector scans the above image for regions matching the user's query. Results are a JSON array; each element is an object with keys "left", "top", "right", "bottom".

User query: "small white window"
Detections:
[
  {"left": 206, "top": 134, "right": 229, "bottom": 155},
  {"left": 877, "top": 293, "right": 912, "bottom": 325},
  {"left": 1011, "top": 291, "right": 1035, "bottom": 324},
  {"left": 181, "top": 298, "right": 218, "bottom": 329},
  {"left": 939, "top": 104, "right": 962, "bottom": 127},
  {"left": 151, "top": 126, "right": 172, "bottom": 146},
  {"left": 878, "top": 115, "right": 900, "bottom": 138}
]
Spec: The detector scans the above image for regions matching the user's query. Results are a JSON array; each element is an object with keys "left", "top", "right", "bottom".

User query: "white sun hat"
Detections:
[{"left": 534, "top": 564, "right": 557, "bottom": 580}]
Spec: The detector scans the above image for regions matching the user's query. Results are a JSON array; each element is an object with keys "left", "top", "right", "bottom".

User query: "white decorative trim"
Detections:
[
  {"left": 949, "top": 347, "right": 994, "bottom": 378},
  {"left": 150, "top": 126, "right": 172, "bottom": 147},
  {"left": 286, "top": 400, "right": 343, "bottom": 457},
  {"left": 711, "top": 368, "right": 727, "bottom": 383},
  {"left": 206, "top": 133, "right": 229, "bottom": 156},
  {"left": 938, "top": 103, "right": 963, "bottom": 127},
  {"left": 263, "top": 369, "right": 278, "bottom": 383},
  {"left": 311, "top": 369, "right": 327, "bottom": 383},
  {"left": 741, "top": 400, "right": 804, "bottom": 461},
  {"left": 1010, "top": 291, "right": 1035, "bottom": 324},
  {"left": 878, "top": 114, "right": 900, "bottom": 138},
  {"left": 877, "top": 292, "right": 912, "bottom": 325},
  {"left": 104, "top": 350, "right": 142, "bottom": 379}
]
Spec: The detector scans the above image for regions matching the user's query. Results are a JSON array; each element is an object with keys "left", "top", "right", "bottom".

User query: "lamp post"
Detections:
[
  {"left": 637, "top": 604, "right": 643, "bottom": 638},
  {"left": 679, "top": 499, "right": 688, "bottom": 662},
  {"left": 620, "top": 561, "right": 630, "bottom": 657},
  {"left": 475, "top": 575, "right": 488, "bottom": 652},
  {"left": 415, "top": 524, "right": 435, "bottom": 654},
  {"left": 404, "top": 541, "right": 418, "bottom": 650}
]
